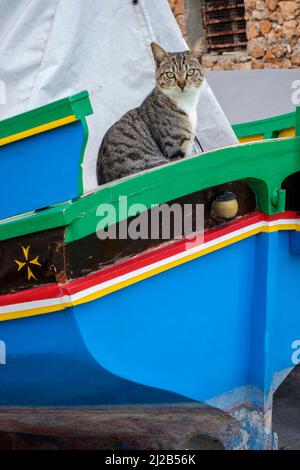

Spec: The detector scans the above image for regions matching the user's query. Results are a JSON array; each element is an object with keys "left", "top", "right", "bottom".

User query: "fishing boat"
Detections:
[{"left": 0, "top": 91, "right": 300, "bottom": 450}]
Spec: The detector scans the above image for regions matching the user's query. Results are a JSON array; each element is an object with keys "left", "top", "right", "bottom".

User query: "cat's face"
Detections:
[{"left": 151, "top": 38, "right": 205, "bottom": 99}]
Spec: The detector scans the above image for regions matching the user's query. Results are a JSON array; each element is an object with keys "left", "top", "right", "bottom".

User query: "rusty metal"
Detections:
[
  {"left": 204, "top": 2, "right": 245, "bottom": 12},
  {"left": 206, "top": 29, "right": 246, "bottom": 38}
]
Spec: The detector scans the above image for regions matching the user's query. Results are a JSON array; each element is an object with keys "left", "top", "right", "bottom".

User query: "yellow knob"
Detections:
[{"left": 211, "top": 192, "right": 238, "bottom": 221}]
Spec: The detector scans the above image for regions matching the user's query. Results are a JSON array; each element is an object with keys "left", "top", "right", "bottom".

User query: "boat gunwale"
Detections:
[
  {"left": 1, "top": 210, "right": 299, "bottom": 322},
  {"left": 1, "top": 135, "right": 300, "bottom": 243},
  {"left": 0, "top": 91, "right": 92, "bottom": 141}
]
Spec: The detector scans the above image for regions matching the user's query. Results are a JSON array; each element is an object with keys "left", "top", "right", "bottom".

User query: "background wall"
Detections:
[{"left": 167, "top": 0, "right": 300, "bottom": 71}]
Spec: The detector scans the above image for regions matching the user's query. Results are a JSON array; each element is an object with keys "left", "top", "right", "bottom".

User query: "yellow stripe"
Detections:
[
  {"left": 278, "top": 128, "right": 295, "bottom": 138},
  {"left": 238, "top": 134, "right": 264, "bottom": 143},
  {"left": 71, "top": 222, "right": 297, "bottom": 307},
  {"left": 238, "top": 127, "right": 296, "bottom": 144},
  {"left": 2, "top": 221, "right": 299, "bottom": 322},
  {"left": 0, "top": 115, "right": 78, "bottom": 147},
  {"left": 0, "top": 303, "right": 70, "bottom": 322}
]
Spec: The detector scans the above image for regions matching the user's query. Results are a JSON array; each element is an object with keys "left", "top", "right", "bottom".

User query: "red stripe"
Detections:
[
  {"left": 1, "top": 211, "right": 298, "bottom": 308},
  {"left": 0, "top": 284, "right": 63, "bottom": 307}
]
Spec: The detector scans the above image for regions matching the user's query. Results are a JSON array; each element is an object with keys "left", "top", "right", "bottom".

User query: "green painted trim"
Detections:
[
  {"left": 0, "top": 202, "right": 72, "bottom": 241},
  {"left": 296, "top": 106, "right": 300, "bottom": 137},
  {"left": 78, "top": 117, "right": 89, "bottom": 196},
  {"left": 1, "top": 136, "right": 300, "bottom": 243},
  {"left": 233, "top": 111, "right": 296, "bottom": 139},
  {"left": 65, "top": 137, "right": 300, "bottom": 242},
  {"left": 0, "top": 91, "right": 93, "bottom": 139}
]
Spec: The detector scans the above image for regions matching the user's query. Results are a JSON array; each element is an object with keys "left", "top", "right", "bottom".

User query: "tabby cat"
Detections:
[{"left": 97, "top": 37, "right": 205, "bottom": 185}]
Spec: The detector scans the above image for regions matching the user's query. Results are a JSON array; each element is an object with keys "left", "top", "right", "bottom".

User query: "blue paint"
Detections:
[
  {"left": 247, "top": 231, "right": 280, "bottom": 402},
  {"left": 75, "top": 235, "right": 256, "bottom": 404},
  {"left": 0, "top": 231, "right": 300, "bottom": 419},
  {"left": 289, "top": 231, "right": 300, "bottom": 255},
  {"left": 273, "top": 231, "right": 300, "bottom": 376},
  {"left": 0, "top": 307, "right": 194, "bottom": 407},
  {"left": 0, "top": 121, "right": 84, "bottom": 220}
]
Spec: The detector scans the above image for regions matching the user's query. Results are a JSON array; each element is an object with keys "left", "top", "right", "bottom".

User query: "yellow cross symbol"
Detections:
[{"left": 15, "top": 245, "right": 42, "bottom": 281}]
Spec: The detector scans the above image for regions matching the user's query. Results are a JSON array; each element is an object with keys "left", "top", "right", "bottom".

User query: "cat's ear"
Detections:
[
  {"left": 190, "top": 37, "right": 206, "bottom": 62},
  {"left": 151, "top": 42, "right": 169, "bottom": 66}
]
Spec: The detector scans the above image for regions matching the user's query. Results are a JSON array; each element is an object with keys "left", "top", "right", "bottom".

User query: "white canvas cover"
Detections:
[{"left": 0, "top": 0, "right": 237, "bottom": 192}]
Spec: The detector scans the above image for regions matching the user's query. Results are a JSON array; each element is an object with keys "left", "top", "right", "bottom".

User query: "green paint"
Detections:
[
  {"left": 1, "top": 103, "right": 300, "bottom": 243},
  {"left": 77, "top": 114, "right": 90, "bottom": 196},
  {"left": 66, "top": 137, "right": 300, "bottom": 242},
  {"left": 0, "top": 202, "right": 71, "bottom": 241},
  {"left": 233, "top": 111, "right": 296, "bottom": 139},
  {"left": 296, "top": 106, "right": 300, "bottom": 137},
  {"left": 0, "top": 91, "right": 93, "bottom": 140},
  {"left": 1, "top": 136, "right": 300, "bottom": 243}
]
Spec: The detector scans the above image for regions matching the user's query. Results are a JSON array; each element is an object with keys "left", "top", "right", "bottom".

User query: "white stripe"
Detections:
[
  {"left": 1, "top": 218, "right": 299, "bottom": 316},
  {"left": 0, "top": 295, "right": 71, "bottom": 315},
  {"left": 69, "top": 221, "right": 263, "bottom": 302},
  {"left": 70, "top": 218, "right": 298, "bottom": 303}
]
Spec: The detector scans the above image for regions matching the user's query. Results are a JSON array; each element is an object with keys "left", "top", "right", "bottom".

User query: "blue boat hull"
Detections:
[{"left": 1, "top": 231, "right": 299, "bottom": 411}]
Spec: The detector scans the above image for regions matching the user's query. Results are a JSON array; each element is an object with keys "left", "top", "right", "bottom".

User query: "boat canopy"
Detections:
[{"left": 0, "top": 0, "right": 237, "bottom": 192}]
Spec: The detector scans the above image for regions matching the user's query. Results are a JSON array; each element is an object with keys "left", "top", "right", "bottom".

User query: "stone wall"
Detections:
[
  {"left": 168, "top": 0, "right": 188, "bottom": 41},
  {"left": 202, "top": 52, "right": 253, "bottom": 71},
  {"left": 246, "top": 0, "right": 300, "bottom": 68},
  {"left": 167, "top": 0, "right": 300, "bottom": 71}
]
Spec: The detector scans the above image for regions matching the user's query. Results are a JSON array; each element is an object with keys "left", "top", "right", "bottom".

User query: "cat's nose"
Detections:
[{"left": 178, "top": 81, "right": 186, "bottom": 90}]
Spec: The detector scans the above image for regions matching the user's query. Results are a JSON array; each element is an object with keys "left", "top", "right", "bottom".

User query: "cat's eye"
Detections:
[
  {"left": 187, "top": 69, "right": 195, "bottom": 77},
  {"left": 166, "top": 71, "right": 175, "bottom": 79}
]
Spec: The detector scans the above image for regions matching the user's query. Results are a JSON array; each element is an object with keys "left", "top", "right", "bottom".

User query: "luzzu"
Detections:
[{"left": 0, "top": 93, "right": 300, "bottom": 450}]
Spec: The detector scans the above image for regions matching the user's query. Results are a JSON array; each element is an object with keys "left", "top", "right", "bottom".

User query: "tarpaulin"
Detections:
[{"left": 0, "top": 0, "right": 238, "bottom": 191}]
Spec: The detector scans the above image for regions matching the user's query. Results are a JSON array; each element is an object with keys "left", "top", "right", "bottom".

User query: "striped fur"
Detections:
[{"left": 97, "top": 38, "right": 205, "bottom": 185}]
